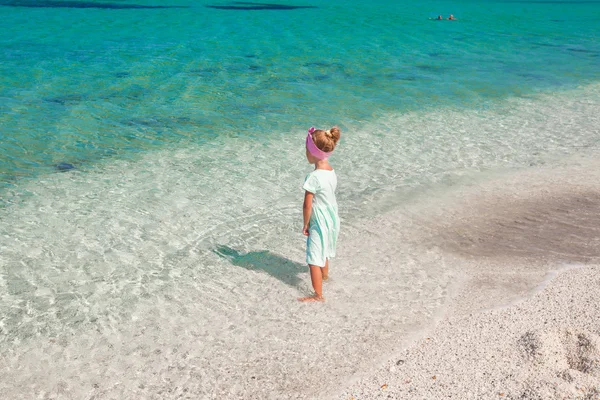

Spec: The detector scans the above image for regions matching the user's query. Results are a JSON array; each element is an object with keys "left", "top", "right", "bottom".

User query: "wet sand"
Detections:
[{"left": 338, "top": 155, "right": 600, "bottom": 399}]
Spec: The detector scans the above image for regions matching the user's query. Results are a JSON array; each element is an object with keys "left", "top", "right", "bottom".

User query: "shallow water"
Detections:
[
  {"left": 1, "top": 0, "right": 600, "bottom": 398},
  {"left": 1, "top": 84, "right": 600, "bottom": 398}
]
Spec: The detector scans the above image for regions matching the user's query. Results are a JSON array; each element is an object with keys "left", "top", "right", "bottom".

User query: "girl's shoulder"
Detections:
[
  {"left": 307, "top": 169, "right": 335, "bottom": 179},
  {"left": 311, "top": 169, "right": 337, "bottom": 184}
]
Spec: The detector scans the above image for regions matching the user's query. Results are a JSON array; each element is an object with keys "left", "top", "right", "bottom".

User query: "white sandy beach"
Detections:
[{"left": 338, "top": 265, "right": 600, "bottom": 400}]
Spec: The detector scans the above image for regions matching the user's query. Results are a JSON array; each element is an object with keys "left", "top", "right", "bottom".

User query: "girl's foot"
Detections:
[
  {"left": 298, "top": 295, "right": 325, "bottom": 302},
  {"left": 322, "top": 274, "right": 329, "bottom": 281}
]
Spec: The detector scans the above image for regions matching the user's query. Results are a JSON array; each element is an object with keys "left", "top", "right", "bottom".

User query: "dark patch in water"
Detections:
[
  {"left": 55, "top": 162, "right": 75, "bottom": 171},
  {"left": 206, "top": 2, "right": 317, "bottom": 10},
  {"left": 517, "top": 72, "right": 545, "bottom": 80},
  {"left": 124, "top": 118, "right": 165, "bottom": 128},
  {"left": 245, "top": 54, "right": 257, "bottom": 58},
  {"left": 175, "top": 116, "right": 192, "bottom": 124},
  {"left": 114, "top": 72, "right": 130, "bottom": 78},
  {"left": 118, "top": 84, "right": 147, "bottom": 100},
  {"left": 530, "top": 41, "right": 560, "bottom": 48},
  {"left": 566, "top": 47, "right": 597, "bottom": 54},
  {"left": 304, "top": 61, "right": 344, "bottom": 68},
  {"left": 0, "top": 0, "right": 188, "bottom": 8},
  {"left": 304, "top": 61, "right": 328, "bottom": 67},
  {"left": 387, "top": 73, "right": 418, "bottom": 81},
  {"left": 415, "top": 64, "right": 450, "bottom": 72},
  {"left": 303, "top": 62, "right": 349, "bottom": 80},
  {"left": 44, "top": 94, "right": 85, "bottom": 105},
  {"left": 189, "top": 64, "right": 264, "bottom": 76}
]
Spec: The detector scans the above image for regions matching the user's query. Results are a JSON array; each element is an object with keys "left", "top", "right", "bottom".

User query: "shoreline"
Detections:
[
  {"left": 333, "top": 154, "right": 600, "bottom": 399},
  {"left": 336, "top": 264, "right": 600, "bottom": 399}
]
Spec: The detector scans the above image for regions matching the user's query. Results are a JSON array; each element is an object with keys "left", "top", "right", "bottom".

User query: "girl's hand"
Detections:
[{"left": 303, "top": 225, "right": 309, "bottom": 236}]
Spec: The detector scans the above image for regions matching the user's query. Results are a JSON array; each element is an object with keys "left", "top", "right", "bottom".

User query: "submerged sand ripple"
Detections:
[{"left": 444, "top": 190, "right": 600, "bottom": 263}]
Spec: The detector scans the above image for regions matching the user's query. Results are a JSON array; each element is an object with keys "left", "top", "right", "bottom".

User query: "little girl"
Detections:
[{"left": 299, "top": 126, "right": 341, "bottom": 302}]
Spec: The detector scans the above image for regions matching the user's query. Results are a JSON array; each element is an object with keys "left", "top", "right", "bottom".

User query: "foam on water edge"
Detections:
[{"left": 0, "top": 84, "right": 599, "bottom": 398}]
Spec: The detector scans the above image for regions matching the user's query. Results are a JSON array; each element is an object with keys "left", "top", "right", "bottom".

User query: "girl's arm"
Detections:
[{"left": 303, "top": 191, "right": 314, "bottom": 236}]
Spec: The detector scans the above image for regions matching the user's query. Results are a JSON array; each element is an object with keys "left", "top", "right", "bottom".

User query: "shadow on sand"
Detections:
[{"left": 214, "top": 245, "right": 306, "bottom": 289}]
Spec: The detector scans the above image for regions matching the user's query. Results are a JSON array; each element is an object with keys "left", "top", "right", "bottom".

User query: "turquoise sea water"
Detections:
[
  {"left": 1, "top": 0, "right": 600, "bottom": 398},
  {"left": 1, "top": 0, "right": 599, "bottom": 189}
]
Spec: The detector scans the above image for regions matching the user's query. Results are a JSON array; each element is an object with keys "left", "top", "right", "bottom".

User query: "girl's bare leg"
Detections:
[
  {"left": 322, "top": 259, "right": 329, "bottom": 281},
  {"left": 298, "top": 265, "right": 324, "bottom": 302}
]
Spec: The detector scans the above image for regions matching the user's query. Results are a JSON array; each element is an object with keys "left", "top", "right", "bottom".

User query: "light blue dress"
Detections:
[{"left": 303, "top": 169, "right": 340, "bottom": 267}]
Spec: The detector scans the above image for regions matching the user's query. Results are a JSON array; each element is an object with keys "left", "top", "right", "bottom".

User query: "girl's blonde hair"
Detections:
[{"left": 311, "top": 126, "right": 341, "bottom": 153}]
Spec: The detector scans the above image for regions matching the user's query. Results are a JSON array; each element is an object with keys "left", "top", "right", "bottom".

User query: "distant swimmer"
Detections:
[{"left": 430, "top": 15, "right": 456, "bottom": 21}]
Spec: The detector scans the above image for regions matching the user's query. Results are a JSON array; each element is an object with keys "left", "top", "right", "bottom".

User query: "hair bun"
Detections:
[
  {"left": 329, "top": 126, "right": 341, "bottom": 144},
  {"left": 311, "top": 126, "right": 341, "bottom": 153}
]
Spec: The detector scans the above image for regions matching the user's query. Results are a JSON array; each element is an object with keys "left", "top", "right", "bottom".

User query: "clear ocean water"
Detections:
[{"left": 1, "top": 0, "right": 599, "bottom": 398}]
